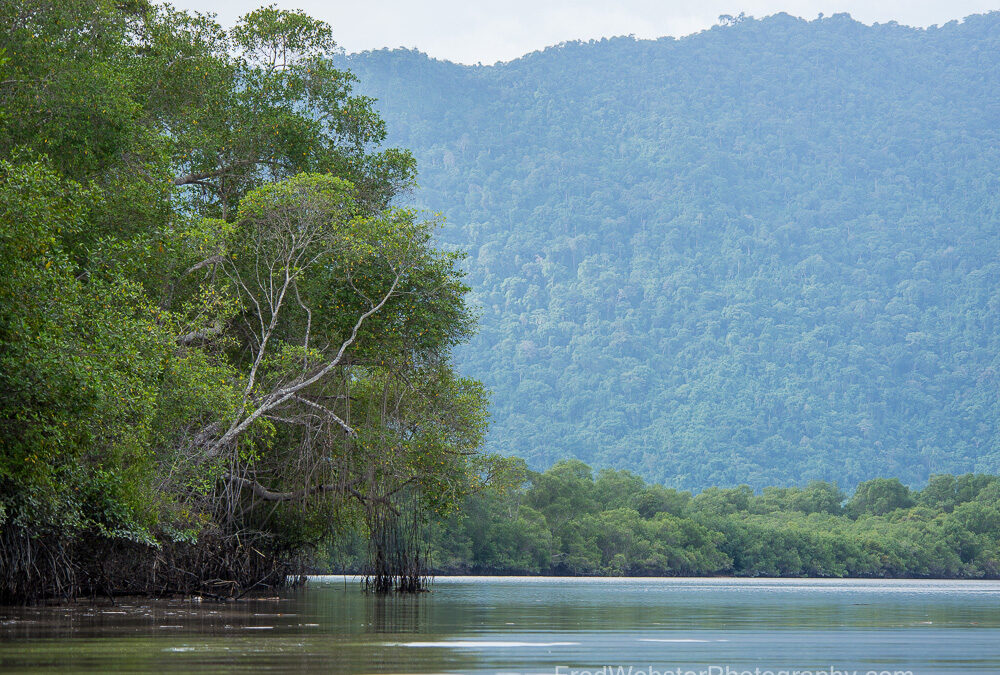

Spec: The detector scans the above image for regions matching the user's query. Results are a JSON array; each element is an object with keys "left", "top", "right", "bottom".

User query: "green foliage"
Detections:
[
  {"left": 0, "top": 157, "right": 169, "bottom": 539},
  {"left": 341, "top": 12, "right": 1000, "bottom": 489},
  {"left": 918, "top": 473, "right": 999, "bottom": 512},
  {"left": 354, "top": 465, "right": 1000, "bottom": 578},
  {"left": 751, "top": 481, "right": 846, "bottom": 515},
  {"left": 847, "top": 478, "right": 914, "bottom": 517},
  {"left": 691, "top": 486, "right": 753, "bottom": 516},
  {"left": 0, "top": 1, "right": 490, "bottom": 598}
]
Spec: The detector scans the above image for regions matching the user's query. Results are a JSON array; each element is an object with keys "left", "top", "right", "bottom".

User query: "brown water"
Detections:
[{"left": 1, "top": 576, "right": 999, "bottom": 673}]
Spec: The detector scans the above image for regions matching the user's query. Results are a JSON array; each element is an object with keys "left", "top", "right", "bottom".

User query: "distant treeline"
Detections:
[{"left": 324, "top": 461, "right": 1000, "bottom": 578}]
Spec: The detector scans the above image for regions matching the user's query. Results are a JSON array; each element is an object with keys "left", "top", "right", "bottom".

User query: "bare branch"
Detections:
[
  {"left": 224, "top": 473, "right": 344, "bottom": 501},
  {"left": 224, "top": 474, "right": 400, "bottom": 514},
  {"left": 173, "top": 158, "right": 268, "bottom": 186},
  {"left": 205, "top": 263, "right": 406, "bottom": 457},
  {"left": 177, "top": 320, "right": 224, "bottom": 346},
  {"left": 182, "top": 254, "right": 225, "bottom": 278},
  {"left": 291, "top": 395, "right": 355, "bottom": 436}
]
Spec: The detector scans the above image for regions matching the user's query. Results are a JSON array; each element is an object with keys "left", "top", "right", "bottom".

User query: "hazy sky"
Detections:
[{"left": 171, "top": 1, "right": 1000, "bottom": 64}]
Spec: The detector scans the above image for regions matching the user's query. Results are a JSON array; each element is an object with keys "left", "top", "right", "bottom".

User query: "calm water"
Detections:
[{"left": 1, "top": 577, "right": 999, "bottom": 674}]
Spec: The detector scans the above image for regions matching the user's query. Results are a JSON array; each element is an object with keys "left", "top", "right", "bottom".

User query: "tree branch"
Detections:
[
  {"left": 177, "top": 320, "right": 224, "bottom": 346},
  {"left": 182, "top": 255, "right": 225, "bottom": 278},
  {"left": 224, "top": 473, "right": 345, "bottom": 501},
  {"left": 205, "top": 264, "right": 406, "bottom": 458},
  {"left": 291, "top": 395, "right": 355, "bottom": 436},
  {"left": 173, "top": 158, "right": 264, "bottom": 186},
  {"left": 225, "top": 474, "right": 400, "bottom": 514}
]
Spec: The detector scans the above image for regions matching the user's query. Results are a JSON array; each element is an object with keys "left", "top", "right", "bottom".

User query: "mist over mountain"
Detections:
[{"left": 338, "top": 12, "right": 1000, "bottom": 490}]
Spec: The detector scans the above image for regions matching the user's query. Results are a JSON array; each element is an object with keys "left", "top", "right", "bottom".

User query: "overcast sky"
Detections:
[{"left": 170, "top": 1, "right": 1000, "bottom": 65}]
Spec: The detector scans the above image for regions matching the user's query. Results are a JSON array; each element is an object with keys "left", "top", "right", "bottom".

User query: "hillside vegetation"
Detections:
[{"left": 340, "top": 12, "right": 1000, "bottom": 489}]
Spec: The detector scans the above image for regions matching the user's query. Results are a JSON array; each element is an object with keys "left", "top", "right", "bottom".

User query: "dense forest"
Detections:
[
  {"left": 326, "top": 463, "right": 1000, "bottom": 579},
  {"left": 340, "top": 12, "right": 1000, "bottom": 490},
  {"left": 0, "top": 1, "right": 501, "bottom": 601}
]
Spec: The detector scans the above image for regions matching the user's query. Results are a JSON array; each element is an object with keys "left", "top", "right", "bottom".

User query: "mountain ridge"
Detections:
[
  {"left": 342, "top": 10, "right": 993, "bottom": 69},
  {"left": 336, "top": 11, "right": 1000, "bottom": 490}
]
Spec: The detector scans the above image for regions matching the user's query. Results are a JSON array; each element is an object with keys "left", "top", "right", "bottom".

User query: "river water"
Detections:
[{"left": 1, "top": 577, "right": 998, "bottom": 673}]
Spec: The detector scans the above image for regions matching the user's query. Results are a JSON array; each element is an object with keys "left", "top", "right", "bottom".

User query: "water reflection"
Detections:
[{"left": 1, "top": 577, "right": 999, "bottom": 673}]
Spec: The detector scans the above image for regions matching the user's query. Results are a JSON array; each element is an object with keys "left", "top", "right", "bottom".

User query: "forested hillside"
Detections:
[{"left": 339, "top": 12, "right": 1000, "bottom": 489}]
